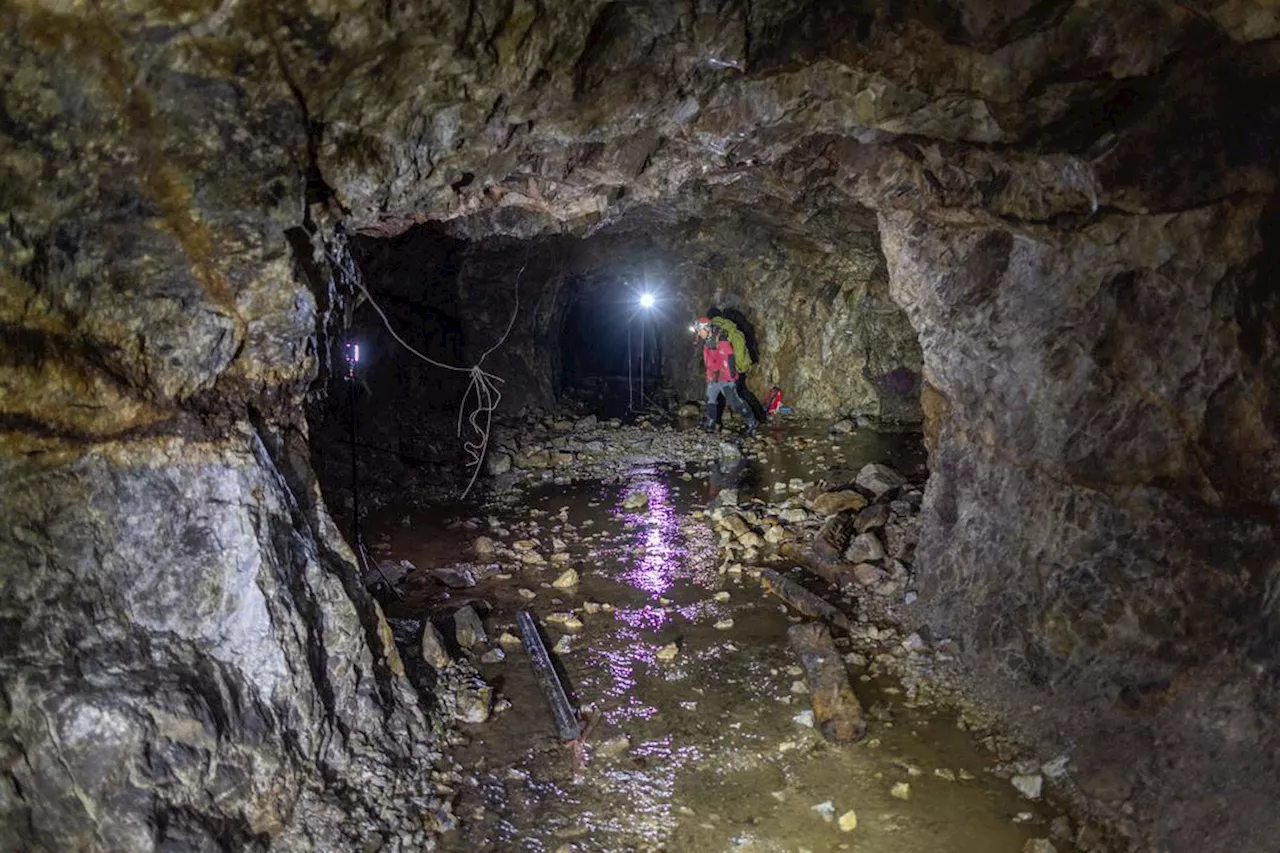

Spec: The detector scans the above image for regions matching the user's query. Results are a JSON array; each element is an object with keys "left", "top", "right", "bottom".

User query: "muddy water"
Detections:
[{"left": 372, "top": 428, "right": 1054, "bottom": 853}]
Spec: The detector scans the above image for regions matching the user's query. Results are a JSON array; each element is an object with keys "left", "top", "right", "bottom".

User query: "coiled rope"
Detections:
[{"left": 354, "top": 263, "right": 524, "bottom": 498}]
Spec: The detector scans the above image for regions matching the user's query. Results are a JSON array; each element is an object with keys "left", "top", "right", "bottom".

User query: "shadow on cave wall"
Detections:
[{"left": 306, "top": 225, "right": 476, "bottom": 513}]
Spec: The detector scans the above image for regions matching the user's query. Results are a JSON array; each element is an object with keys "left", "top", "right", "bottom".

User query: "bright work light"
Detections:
[{"left": 639, "top": 292, "right": 656, "bottom": 309}]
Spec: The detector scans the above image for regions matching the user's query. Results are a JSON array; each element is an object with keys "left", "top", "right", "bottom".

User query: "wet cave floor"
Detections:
[{"left": 367, "top": 425, "right": 1060, "bottom": 853}]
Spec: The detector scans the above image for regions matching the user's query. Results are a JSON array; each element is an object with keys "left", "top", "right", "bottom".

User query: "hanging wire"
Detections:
[{"left": 353, "top": 261, "right": 525, "bottom": 499}]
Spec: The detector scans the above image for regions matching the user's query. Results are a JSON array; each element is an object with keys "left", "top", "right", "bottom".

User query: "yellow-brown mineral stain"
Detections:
[{"left": 14, "top": 1, "right": 247, "bottom": 345}]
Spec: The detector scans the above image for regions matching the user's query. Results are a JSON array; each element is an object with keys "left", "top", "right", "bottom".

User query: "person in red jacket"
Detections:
[{"left": 695, "top": 317, "right": 758, "bottom": 436}]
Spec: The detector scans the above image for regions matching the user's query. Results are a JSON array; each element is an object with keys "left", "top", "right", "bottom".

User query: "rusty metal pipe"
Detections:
[
  {"left": 789, "top": 621, "right": 867, "bottom": 743},
  {"left": 760, "top": 568, "right": 853, "bottom": 631},
  {"left": 517, "top": 610, "right": 584, "bottom": 742}
]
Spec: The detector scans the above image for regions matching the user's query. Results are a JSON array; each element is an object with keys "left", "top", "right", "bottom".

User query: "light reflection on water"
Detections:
[
  {"left": 583, "top": 628, "right": 664, "bottom": 723},
  {"left": 575, "top": 736, "right": 702, "bottom": 846},
  {"left": 612, "top": 469, "right": 719, "bottom": 617},
  {"left": 615, "top": 475, "right": 682, "bottom": 600}
]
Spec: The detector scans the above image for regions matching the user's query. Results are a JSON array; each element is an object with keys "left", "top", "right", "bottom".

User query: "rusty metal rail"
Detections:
[{"left": 517, "top": 610, "right": 584, "bottom": 742}]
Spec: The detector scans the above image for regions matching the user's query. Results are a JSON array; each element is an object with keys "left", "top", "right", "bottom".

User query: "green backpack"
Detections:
[{"left": 710, "top": 316, "right": 753, "bottom": 374}]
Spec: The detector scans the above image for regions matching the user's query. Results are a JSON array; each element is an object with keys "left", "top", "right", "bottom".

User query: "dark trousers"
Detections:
[{"left": 706, "top": 380, "right": 756, "bottom": 426}]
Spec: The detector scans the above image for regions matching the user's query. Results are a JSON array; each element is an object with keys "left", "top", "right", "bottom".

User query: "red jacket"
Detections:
[{"left": 703, "top": 339, "right": 737, "bottom": 382}]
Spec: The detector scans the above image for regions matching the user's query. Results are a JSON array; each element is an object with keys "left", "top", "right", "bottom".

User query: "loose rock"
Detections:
[
  {"left": 854, "top": 463, "right": 907, "bottom": 497},
  {"left": 594, "top": 734, "right": 631, "bottom": 759},
  {"left": 453, "top": 606, "right": 487, "bottom": 649},
  {"left": 845, "top": 532, "right": 885, "bottom": 563},
  {"left": 551, "top": 568, "right": 580, "bottom": 589},
  {"left": 421, "top": 621, "right": 452, "bottom": 670},
  {"left": 1012, "top": 774, "right": 1044, "bottom": 800},
  {"left": 1022, "top": 841, "right": 1057, "bottom": 853},
  {"left": 811, "top": 490, "right": 868, "bottom": 516}
]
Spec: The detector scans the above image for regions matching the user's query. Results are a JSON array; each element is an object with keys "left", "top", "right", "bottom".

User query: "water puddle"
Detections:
[{"left": 368, "top": 428, "right": 1056, "bottom": 852}]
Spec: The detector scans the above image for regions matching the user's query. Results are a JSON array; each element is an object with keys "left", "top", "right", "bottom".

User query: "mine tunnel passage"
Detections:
[
  {"left": 559, "top": 272, "right": 671, "bottom": 417},
  {"left": 305, "top": 209, "right": 925, "bottom": 508},
  {"left": 5, "top": 3, "right": 1280, "bottom": 853}
]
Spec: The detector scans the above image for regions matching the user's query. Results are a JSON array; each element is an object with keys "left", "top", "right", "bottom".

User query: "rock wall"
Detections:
[
  {"left": 881, "top": 198, "right": 1280, "bottom": 851},
  {"left": 0, "top": 5, "right": 443, "bottom": 850},
  {"left": 0, "top": 429, "right": 441, "bottom": 851}
]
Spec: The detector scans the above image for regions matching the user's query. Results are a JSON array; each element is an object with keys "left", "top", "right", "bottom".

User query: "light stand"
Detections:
[
  {"left": 344, "top": 340, "right": 400, "bottom": 597},
  {"left": 636, "top": 291, "right": 656, "bottom": 411},
  {"left": 639, "top": 312, "right": 645, "bottom": 403}
]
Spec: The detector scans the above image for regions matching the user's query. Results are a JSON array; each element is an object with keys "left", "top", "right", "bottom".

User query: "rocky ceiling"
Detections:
[{"left": 2, "top": 1, "right": 1279, "bottom": 852}]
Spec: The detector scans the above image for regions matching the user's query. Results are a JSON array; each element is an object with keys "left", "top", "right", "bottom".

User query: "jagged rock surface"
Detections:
[{"left": 2, "top": 1, "right": 1279, "bottom": 851}]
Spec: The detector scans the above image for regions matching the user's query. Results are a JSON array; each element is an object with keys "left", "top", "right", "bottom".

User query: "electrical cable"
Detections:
[{"left": 352, "top": 262, "right": 524, "bottom": 498}]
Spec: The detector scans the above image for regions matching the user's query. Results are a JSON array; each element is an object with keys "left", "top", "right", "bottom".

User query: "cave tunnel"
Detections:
[
  {"left": 559, "top": 271, "right": 671, "bottom": 417},
  {"left": 3, "top": 3, "right": 1280, "bottom": 853}
]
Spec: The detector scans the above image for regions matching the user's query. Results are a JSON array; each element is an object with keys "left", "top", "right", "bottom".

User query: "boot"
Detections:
[
  {"left": 701, "top": 404, "right": 718, "bottom": 432},
  {"left": 744, "top": 414, "right": 759, "bottom": 437}
]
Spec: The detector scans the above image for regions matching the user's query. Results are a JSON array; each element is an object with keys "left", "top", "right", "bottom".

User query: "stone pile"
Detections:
[
  {"left": 485, "top": 410, "right": 731, "bottom": 485},
  {"left": 703, "top": 460, "right": 925, "bottom": 608},
  {"left": 389, "top": 604, "right": 505, "bottom": 728}
]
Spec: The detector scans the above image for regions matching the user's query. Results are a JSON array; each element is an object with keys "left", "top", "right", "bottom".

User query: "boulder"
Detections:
[
  {"left": 712, "top": 488, "right": 740, "bottom": 507},
  {"left": 845, "top": 532, "right": 886, "bottom": 563},
  {"left": 883, "top": 515, "right": 921, "bottom": 560},
  {"left": 485, "top": 451, "right": 513, "bottom": 476},
  {"left": 515, "top": 449, "right": 553, "bottom": 470},
  {"left": 854, "top": 503, "right": 891, "bottom": 533},
  {"left": 453, "top": 682, "right": 493, "bottom": 724},
  {"left": 453, "top": 605, "right": 487, "bottom": 649},
  {"left": 780, "top": 507, "right": 809, "bottom": 524},
  {"left": 719, "top": 513, "right": 751, "bottom": 537},
  {"left": 854, "top": 463, "right": 907, "bottom": 497},
  {"left": 551, "top": 568, "right": 580, "bottom": 589},
  {"left": 432, "top": 565, "right": 477, "bottom": 588},
  {"left": 1012, "top": 774, "right": 1044, "bottom": 800},
  {"left": 421, "top": 621, "right": 453, "bottom": 670},
  {"left": 811, "top": 490, "right": 868, "bottom": 516},
  {"left": 852, "top": 563, "right": 886, "bottom": 587}
]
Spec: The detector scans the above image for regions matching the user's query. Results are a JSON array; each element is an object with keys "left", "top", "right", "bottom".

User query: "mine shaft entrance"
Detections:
[{"left": 560, "top": 274, "right": 668, "bottom": 418}]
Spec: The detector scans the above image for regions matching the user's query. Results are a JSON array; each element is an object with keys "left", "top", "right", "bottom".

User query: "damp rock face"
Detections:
[
  {"left": 2, "top": 1, "right": 1279, "bottom": 852},
  {"left": 0, "top": 5, "right": 444, "bottom": 849},
  {"left": 0, "top": 431, "right": 441, "bottom": 851}
]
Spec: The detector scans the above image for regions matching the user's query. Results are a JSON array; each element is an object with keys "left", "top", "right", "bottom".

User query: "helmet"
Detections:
[{"left": 696, "top": 316, "right": 711, "bottom": 328}]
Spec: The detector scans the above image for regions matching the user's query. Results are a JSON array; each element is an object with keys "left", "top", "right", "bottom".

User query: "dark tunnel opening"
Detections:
[
  {"left": 559, "top": 275, "right": 668, "bottom": 418},
  {"left": 302, "top": 212, "right": 929, "bottom": 525}
]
